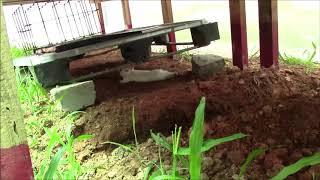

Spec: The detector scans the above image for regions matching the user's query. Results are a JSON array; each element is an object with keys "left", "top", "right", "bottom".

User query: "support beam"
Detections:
[
  {"left": 229, "top": 0, "right": 248, "bottom": 70},
  {"left": 161, "top": 0, "right": 177, "bottom": 53},
  {"left": 258, "top": 0, "right": 279, "bottom": 68},
  {"left": 121, "top": 0, "right": 132, "bottom": 29},
  {"left": 95, "top": 0, "right": 105, "bottom": 34}
]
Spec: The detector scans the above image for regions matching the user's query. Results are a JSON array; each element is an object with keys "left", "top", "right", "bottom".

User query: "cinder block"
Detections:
[
  {"left": 191, "top": 54, "right": 225, "bottom": 77},
  {"left": 50, "top": 81, "right": 95, "bottom": 112}
]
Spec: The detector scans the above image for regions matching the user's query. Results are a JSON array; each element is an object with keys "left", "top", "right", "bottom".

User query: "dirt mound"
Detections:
[{"left": 72, "top": 52, "right": 320, "bottom": 179}]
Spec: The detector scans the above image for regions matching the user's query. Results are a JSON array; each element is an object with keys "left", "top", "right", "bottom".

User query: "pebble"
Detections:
[
  {"left": 107, "top": 170, "right": 117, "bottom": 178},
  {"left": 202, "top": 156, "right": 214, "bottom": 170},
  {"left": 239, "top": 79, "right": 245, "bottom": 85},
  {"left": 201, "top": 173, "right": 210, "bottom": 180}
]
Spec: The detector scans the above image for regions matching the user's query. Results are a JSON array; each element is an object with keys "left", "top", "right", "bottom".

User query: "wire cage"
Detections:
[{"left": 12, "top": 0, "right": 102, "bottom": 54}]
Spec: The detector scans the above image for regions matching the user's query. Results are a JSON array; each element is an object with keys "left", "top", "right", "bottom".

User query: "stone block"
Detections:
[{"left": 191, "top": 54, "right": 225, "bottom": 77}]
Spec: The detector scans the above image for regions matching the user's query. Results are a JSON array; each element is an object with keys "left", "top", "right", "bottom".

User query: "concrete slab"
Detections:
[
  {"left": 50, "top": 81, "right": 96, "bottom": 112},
  {"left": 191, "top": 54, "right": 225, "bottom": 77}
]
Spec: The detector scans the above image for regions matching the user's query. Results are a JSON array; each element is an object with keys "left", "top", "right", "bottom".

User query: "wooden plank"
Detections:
[
  {"left": 0, "top": 4, "right": 34, "bottom": 179},
  {"left": 258, "top": 0, "right": 279, "bottom": 68},
  {"left": 161, "top": 0, "right": 177, "bottom": 53},
  {"left": 121, "top": 0, "right": 132, "bottom": 29},
  {"left": 229, "top": 0, "right": 248, "bottom": 69}
]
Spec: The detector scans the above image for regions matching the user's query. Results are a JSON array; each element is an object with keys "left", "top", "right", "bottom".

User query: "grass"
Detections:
[
  {"left": 279, "top": 42, "right": 319, "bottom": 71},
  {"left": 10, "top": 46, "right": 33, "bottom": 59}
]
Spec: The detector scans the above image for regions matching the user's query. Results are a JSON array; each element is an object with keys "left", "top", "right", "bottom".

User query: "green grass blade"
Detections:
[
  {"left": 132, "top": 106, "right": 139, "bottom": 147},
  {"left": 100, "top": 141, "right": 133, "bottom": 152},
  {"left": 177, "top": 133, "right": 247, "bottom": 156},
  {"left": 74, "top": 134, "right": 94, "bottom": 142},
  {"left": 189, "top": 97, "right": 206, "bottom": 180},
  {"left": 143, "top": 161, "right": 155, "bottom": 180},
  {"left": 150, "top": 131, "right": 172, "bottom": 151},
  {"left": 271, "top": 152, "right": 320, "bottom": 180},
  {"left": 239, "top": 148, "right": 267, "bottom": 178},
  {"left": 152, "top": 175, "right": 185, "bottom": 180},
  {"left": 44, "top": 147, "right": 66, "bottom": 179}
]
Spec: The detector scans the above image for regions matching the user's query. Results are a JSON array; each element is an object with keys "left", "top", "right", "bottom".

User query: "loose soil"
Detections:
[{"left": 40, "top": 50, "right": 320, "bottom": 179}]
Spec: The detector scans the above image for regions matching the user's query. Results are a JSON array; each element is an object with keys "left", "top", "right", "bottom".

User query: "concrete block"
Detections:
[
  {"left": 191, "top": 54, "right": 225, "bottom": 77},
  {"left": 50, "top": 81, "right": 95, "bottom": 112}
]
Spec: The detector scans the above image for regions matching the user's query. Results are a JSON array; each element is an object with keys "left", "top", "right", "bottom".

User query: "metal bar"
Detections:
[
  {"left": 79, "top": 0, "right": 93, "bottom": 35},
  {"left": 16, "top": 6, "right": 32, "bottom": 50},
  {"left": 229, "top": 0, "right": 248, "bottom": 70},
  {"left": 63, "top": 2, "right": 75, "bottom": 39},
  {"left": 36, "top": 1, "right": 51, "bottom": 44},
  {"left": 12, "top": 11, "right": 29, "bottom": 52},
  {"left": 52, "top": 0, "right": 66, "bottom": 41},
  {"left": 258, "top": 0, "right": 279, "bottom": 68},
  {"left": 74, "top": 0, "right": 87, "bottom": 36},
  {"left": 161, "top": 0, "right": 177, "bottom": 54},
  {"left": 21, "top": 4, "right": 36, "bottom": 49},
  {"left": 68, "top": 0, "right": 82, "bottom": 37},
  {"left": 82, "top": 0, "right": 97, "bottom": 34},
  {"left": 121, "top": 0, "right": 132, "bottom": 29},
  {"left": 87, "top": 0, "right": 100, "bottom": 33}
]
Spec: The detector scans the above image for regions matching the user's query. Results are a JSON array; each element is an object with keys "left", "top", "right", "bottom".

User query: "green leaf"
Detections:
[
  {"left": 239, "top": 148, "right": 267, "bottom": 178},
  {"left": 189, "top": 97, "right": 206, "bottom": 180},
  {"left": 143, "top": 161, "right": 155, "bottom": 180},
  {"left": 149, "top": 169, "right": 163, "bottom": 180},
  {"left": 100, "top": 141, "right": 133, "bottom": 152},
  {"left": 74, "top": 134, "right": 94, "bottom": 142},
  {"left": 178, "top": 133, "right": 247, "bottom": 155},
  {"left": 150, "top": 131, "right": 172, "bottom": 152},
  {"left": 271, "top": 152, "right": 320, "bottom": 180},
  {"left": 44, "top": 147, "right": 66, "bottom": 179}
]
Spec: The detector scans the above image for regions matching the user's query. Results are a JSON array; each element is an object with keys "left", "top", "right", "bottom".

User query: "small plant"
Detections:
[
  {"left": 36, "top": 124, "right": 94, "bottom": 179},
  {"left": 238, "top": 147, "right": 267, "bottom": 179},
  {"left": 271, "top": 152, "right": 320, "bottom": 180},
  {"left": 10, "top": 46, "right": 33, "bottom": 59},
  {"left": 149, "top": 97, "right": 246, "bottom": 180}
]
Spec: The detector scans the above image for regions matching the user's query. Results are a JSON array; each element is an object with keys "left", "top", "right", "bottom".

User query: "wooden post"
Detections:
[
  {"left": 229, "top": 0, "right": 248, "bottom": 69},
  {"left": 95, "top": 0, "right": 105, "bottom": 34},
  {"left": 258, "top": 0, "right": 279, "bottom": 68},
  {"left": 161, "top": 0, "right": 177, "bottom": 53},
  {"left": 121, "top": 0, "right": 132, "bottom": 29},
  {"left": 1, "top": 4, "right": 34, "bottom": 180}
]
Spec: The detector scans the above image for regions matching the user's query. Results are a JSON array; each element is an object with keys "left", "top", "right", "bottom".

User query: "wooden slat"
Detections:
[
  {"left": 161, "top": 0, "right": 177, "bottom": 53},
  {"left": 121, "top": 0, "right": 132, "bottom": 29},
  {"left": 229, "top": 0, "right": 248, "bottom": 69}
]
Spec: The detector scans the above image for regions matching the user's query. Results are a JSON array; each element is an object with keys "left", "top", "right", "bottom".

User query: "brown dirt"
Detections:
[{"left": 70, "top": 50, "right": 320, "bottom": 179}]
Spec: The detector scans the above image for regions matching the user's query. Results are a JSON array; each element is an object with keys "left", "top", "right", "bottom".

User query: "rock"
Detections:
[
  {"left": 191, "top": 54, "right": 225, "bottom": 77},
  {"left": 238, "top": 79, "right": 245, "bottom": 85},
  {"left": 227, "top": 150, "right": 245, "bottom": 165},
  {"left": 50, "top": 80, "right": 96, "bottom": 112},
  {"left": 107, "top": 170, "right": 117, "bottom": 178}
]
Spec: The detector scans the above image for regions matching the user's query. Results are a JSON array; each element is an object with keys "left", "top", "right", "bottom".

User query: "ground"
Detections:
[{"left": 24, "top": 50, "right": 320, "bottom": 179}]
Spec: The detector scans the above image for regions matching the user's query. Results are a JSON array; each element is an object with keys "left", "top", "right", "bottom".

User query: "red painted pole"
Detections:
[
  {"left": 258, "top": 0, "right": 279, "bottom": 68},
  {"left": 95, "top": 0, "right": 105, "bottom": 34},
  {"left": 1, "top": 4, "right": 34, "bottom": 180},
  {"left": 161, "top": 0, "right": 177, "bottom": 54},
  {"left": 229, "top": 0, "right": 249, "bottom": 70},
  {"left": 121, "top": 0, "right": 132, "bottom": 29}
]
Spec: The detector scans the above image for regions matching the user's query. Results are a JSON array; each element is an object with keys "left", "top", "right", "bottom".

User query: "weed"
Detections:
[
  {"left": 238, "top": 147, "right": 267, "bottom": 179},
  {"left": 149, "top": 97, "right": 246, "bottom": 180},
  {"left": 271, "top": 152, "right": 320, "bottom": 180},
  {"left": 279, "top": 42, "right": 319, "bottom": 71},
  {"left": 36, "top": 123, "right": 94, "bottom": 179},
  {"left": 10, "top": 46, "right": 32, "bottom": 59}
]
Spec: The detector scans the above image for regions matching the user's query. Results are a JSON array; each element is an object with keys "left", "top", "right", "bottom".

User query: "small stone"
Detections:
[
  {"left": 202, "top": 156, "right": 214, "bottom": 170},
  {"left": 238, "top": 79, "right": 245, "bottom": 85},
  {"left": 262, "top": 105, "right": 273, "bottom": 116},
  {"left": 107, "top": 170, "right": 117, "bottom": 178},
  {"left": 227, "top": 150, "right": 245, "bottom": 165},
  {"left": 191, "top": 54, "right": 225, "bottom": 77}
]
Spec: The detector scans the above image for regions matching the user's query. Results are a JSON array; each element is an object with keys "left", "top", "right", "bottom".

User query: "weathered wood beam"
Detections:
[
  {"left": 161, "top": 0, "right": 177, "bottom": 53},
  {"left": 121, "top": 0, "right": 132, "bottom": 29},
  {"left": 229, "top": 0, "right": 248, "bottom": 69},
  {"left": 258, "top": 0, "right": 279, "bottom": 68}
]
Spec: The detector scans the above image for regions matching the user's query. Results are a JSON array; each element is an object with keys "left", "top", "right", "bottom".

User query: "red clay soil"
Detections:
[{"left": 70, "top": 50, "right": 320, "bottom": 179}]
